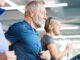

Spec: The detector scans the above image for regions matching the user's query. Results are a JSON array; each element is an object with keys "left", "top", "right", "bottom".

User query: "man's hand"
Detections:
[
  {"left": 40, "top": 50, "right": 51, "bottom": 60},
  {"left": 0, "top": 51, "right": 16, "bottom": 60}
]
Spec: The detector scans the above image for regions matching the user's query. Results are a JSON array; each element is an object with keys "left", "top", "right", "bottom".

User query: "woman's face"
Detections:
[{"left": 52, "top": 24, "right": 61, "bottom": 36}]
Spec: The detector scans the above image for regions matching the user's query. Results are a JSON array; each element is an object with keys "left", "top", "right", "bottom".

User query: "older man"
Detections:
[
  {"left": 0, "top": 0, "right": 16, "bottom": 60},
  {"left": 5, "top": 1, "right": 50, "bottom": 60}
]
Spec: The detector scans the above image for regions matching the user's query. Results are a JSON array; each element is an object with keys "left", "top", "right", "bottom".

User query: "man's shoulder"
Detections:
[
  {"left": 7, "top": 21, "right": 25, "bottom": 32},
  {"left": 8, "top": 21, "right": 30, "bottom": 32},
  {"left": 12, "top": 21, "right": 24, "bottom": 26},
  {"left": 11, "top": 21, "right": 29, "bottom": 28},
  {"left": 10, "top": 21, "right": 25, "bottom": 28}
]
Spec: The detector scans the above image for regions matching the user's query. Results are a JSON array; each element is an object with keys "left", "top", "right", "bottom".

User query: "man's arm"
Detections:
[{"left": 0, "top": 51, "right": 16, "bottom": 60}]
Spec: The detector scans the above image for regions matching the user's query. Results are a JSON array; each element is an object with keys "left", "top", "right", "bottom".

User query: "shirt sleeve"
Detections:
[
  {"left": 5, "top": 24, "right": 22, "bottom": 44},
  {"left": 0, "top": 23, "right": 6, "bottom": 40},
  {"left": 45, "top": 37, "right": 54, "bottom": 46},
  {"left": 0, "top": 23, "right": 8, "bottom": 54}
]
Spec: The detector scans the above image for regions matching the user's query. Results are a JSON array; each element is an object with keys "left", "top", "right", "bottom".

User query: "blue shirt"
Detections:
[
  {"left": 0, "top": 23, "right": 8, "bottom": 54},
  {"left": 5, "top": 21, "right": 42, "bottom": 60},
  {"left": 0, "top": 8, "right": 6, "bottom": 18}
]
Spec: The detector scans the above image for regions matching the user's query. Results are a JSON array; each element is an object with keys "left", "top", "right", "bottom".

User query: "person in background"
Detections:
[
  {"left": 0, "top": 0, "right": 5, "bottom": 7},
  {"left": 41, "top": 17, "right": 71, "bottom": 60},
  {"left": 5, "top": 1, "right": 51, "bottom": 60},
  {"left": 0, "top": 0, "right": 16, "bottom": 60}
]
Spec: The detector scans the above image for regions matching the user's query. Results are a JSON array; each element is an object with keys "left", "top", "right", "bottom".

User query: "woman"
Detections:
[{"left": 41, "top": 17, "right": 71, "bottom": 60}]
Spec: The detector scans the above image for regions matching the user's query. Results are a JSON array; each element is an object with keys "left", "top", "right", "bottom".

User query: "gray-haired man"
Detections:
[{"left": 5, "top": 1, "right": 51, "bottom": 60}]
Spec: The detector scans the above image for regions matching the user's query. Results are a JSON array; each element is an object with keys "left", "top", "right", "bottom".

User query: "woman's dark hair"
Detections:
[
  {"left": 44, "top": 17, "right": 53, "bottom": 32},
  {"left": 44, "top": 17, "right": 59, "bottom": 33}
]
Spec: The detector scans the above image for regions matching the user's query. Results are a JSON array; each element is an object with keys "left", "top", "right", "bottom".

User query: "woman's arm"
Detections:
[{"left": 47, "top": 44, "right": 71, "bottom": 60}]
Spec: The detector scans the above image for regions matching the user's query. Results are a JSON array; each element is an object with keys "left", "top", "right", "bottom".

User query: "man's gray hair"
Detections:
[{"left": 24, "top": 1, "right": 43, "bottom": 17}]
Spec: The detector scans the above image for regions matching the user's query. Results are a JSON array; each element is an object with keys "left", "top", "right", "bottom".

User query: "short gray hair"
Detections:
[{"left": 24, "top": 1, "right": 43, "bottom": 17}]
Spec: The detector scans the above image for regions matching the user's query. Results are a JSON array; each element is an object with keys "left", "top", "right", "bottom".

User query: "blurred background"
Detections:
[{"left": 0, "top": 0, "right": 80, "bottom": 59}]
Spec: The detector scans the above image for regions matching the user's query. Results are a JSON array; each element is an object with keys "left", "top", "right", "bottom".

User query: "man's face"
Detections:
[{"left": 33, "top": 7, "right": 47, "bottom": 28}]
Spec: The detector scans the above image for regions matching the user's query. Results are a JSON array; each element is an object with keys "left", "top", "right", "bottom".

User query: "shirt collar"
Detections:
[{"left": 23, "top": 20, "right": 38, "bottom": 33}]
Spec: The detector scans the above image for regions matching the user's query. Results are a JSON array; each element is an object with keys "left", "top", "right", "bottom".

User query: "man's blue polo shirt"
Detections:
[{"left": 5, "top": 21, "right": 42, "bottom": 60}]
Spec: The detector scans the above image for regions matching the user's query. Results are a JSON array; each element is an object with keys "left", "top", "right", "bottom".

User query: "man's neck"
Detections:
[{"left": 25, "top": 16, "right": 38, "bottom": 29}]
